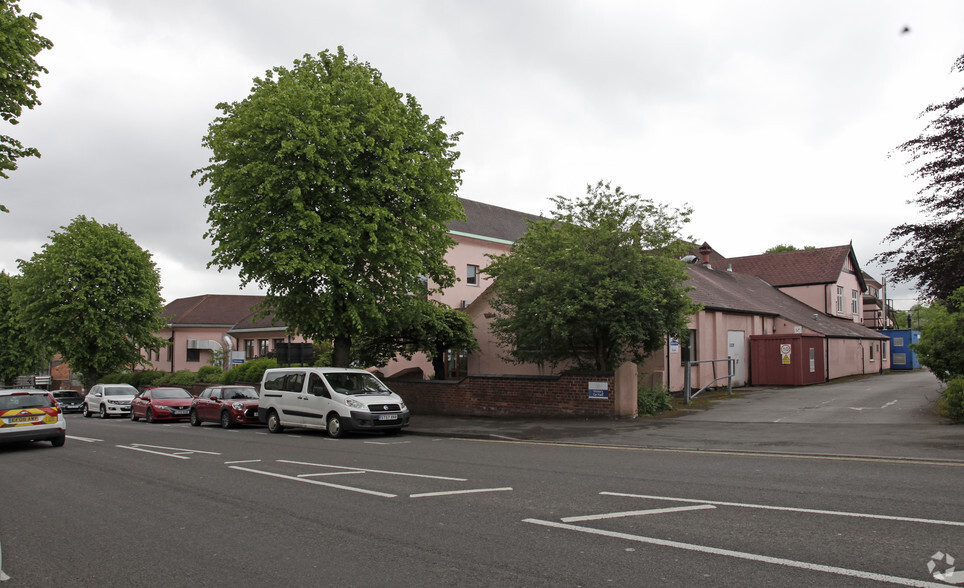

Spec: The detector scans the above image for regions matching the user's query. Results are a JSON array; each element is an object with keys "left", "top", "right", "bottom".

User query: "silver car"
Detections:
[{"left": 83, "top": 383, "right": 137, "bottom": 418}]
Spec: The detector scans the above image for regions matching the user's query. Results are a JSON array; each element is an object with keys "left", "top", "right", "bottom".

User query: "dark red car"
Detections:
[
  {"left": 190, "top": 386, "right": 260, "bottom": 429},
  {"left": 130, "top": 387, "right": 193, "bottom": 423}
]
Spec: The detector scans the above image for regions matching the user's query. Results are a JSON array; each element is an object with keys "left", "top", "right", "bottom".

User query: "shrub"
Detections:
[
  {"left": 222, "top": 358, "right": 277, "bottom": 385},
  {"left": 197, "top": 365, "right": 223, "bottom": 383},
  {"left": 154, "top": 370, "right": 198, "bottom": 387},
  {"left": 131, "top": 370, "right": 164, "bottom": 388},
  {"left": 100, "top": 373, "right": 133, "bottom": 385},
  {"left": 638, "top": 382, "right": 673, "bottom": 416},
  {"left": 937, "top": 377, "right": 964, "bottom": 423}
]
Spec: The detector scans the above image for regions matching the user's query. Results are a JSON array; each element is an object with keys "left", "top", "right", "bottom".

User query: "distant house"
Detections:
[
  {"left": 862, "top": 272, "right": 894, "bottom": 329},
  {"left": 142, "top": 294, "right": 306, "bottom": 373}
]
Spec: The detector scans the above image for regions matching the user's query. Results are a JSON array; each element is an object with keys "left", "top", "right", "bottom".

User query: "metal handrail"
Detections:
[{"left": 683, "top": 358, "right": 735, "bottom": 404}]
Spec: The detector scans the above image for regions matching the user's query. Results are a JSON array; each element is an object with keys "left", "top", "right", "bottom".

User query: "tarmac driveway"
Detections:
[{"left": 679, "top": 369, "right": 946, "bottom": 425}]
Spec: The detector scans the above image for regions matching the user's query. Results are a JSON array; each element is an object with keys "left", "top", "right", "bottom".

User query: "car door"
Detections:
[
  {"left": 131, "top": 390, "right": 147, "bottom": 417},
  {"left": 87, "top": 385, "right": 103, "bottom": 412},
  {"left": 302, "top": 372, "right": 333, "bottom": 429},
  {"left": 196, "top": 388, "right": 217, "bottom": 421}
]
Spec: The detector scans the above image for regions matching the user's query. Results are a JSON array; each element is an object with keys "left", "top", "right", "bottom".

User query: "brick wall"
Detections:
[{"left": 386, "top": 372, "right": 619, "bottom": 418}]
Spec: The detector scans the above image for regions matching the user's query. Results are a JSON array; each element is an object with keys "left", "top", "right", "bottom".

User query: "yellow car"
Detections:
[{"left": 0, "top": 389, "right": 67, "bottom": 447}]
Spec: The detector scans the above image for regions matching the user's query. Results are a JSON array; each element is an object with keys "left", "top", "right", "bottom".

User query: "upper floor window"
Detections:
[
  {"left": 852, "top": 290, "right": 859, "bottom": 315},
  {"left": 836, "top": 286, "right": 844, "bottom": 313},
  {"left": 466, "top": 264, "right": 479, "bottom": 286}
]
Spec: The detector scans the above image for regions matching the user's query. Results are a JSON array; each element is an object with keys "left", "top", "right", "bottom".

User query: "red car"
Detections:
[
  {"left": 130, "top": 387, "right": 193, "bottom": 423},
  {"left": 190, "top": 386, "right": 260, "bottom": 429}
]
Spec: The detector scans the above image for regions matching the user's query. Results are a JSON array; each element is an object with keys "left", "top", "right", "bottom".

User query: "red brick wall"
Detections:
[{"left": 386, "top": 373, "right": 618, "bottom": 418}]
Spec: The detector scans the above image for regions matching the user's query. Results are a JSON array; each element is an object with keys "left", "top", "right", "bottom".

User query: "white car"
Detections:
[
  {"left": 0, "top": 388, "right": 67, "bottom": 447},
  {"left": 83, "top": 383, "right": 137, "bottom": 418}
]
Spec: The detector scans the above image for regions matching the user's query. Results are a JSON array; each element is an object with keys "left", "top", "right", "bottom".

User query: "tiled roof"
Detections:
[
  {"left": 162, "top": 294, "right": 266, "bottom": 327},
  {"left": 448, "top": 198, "right": 545, "bottom": 243},
  {"left": 686, "top": 265, "right": 887, "bottom": 340},
  {"left": 228, "top": 308, "right": 287, "bottom": 333},
  {"left": 724, "top": 245, "right": 864, "bottom": 289}
]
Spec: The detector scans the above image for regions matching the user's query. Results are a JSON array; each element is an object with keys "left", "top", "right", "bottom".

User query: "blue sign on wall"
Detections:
[{"left": 588, "top": 381, "right": 609, "bottom": 399}]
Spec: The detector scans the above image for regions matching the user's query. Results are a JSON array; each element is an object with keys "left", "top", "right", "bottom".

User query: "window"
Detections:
[
  {"left": 259, "top": 339, "right": 270, "bottom": 357},
  {"left": 443, "top": 349, "right": 468, "bottom": 379},
  {"left": 836, "top": 286, "right": 844, "bottom": 313},
  {"left": 466, "top": 264, "right": 479, "bottom": 286},
  {"left": 852, "top": 290, "right": 859, "bottom": 315},
  {"left": 882, "top": 340, "right": 888, "bottom": 361},
  {"left": 186, "top": 348, "right": 200, "bottom": 363},
  {"left": 869, "top": 343, "right": 875, "bottom": 362},
  {"left": 244, "top": 339, "right": 254, "bottom": 359},
  {"left": 680, "top": 330, "right": 697, "bottom": 363}
]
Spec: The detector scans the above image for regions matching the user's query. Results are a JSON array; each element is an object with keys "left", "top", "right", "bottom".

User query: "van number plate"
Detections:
[{"left": 377, "top": 414, "right": 398, "bottom": 421}]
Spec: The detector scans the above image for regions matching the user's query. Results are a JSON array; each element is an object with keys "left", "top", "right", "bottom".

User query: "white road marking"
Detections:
[
  {"left": 127, "top": 443, "right": 221, "bottom": 455},
  {"left": 523, "top": 518, "right": 945, "bottom": 588},
  {"left": 66, "top": 435, "right": 101, "bottom": 442},
  {"left": 116, "top": 445, "right": 190, "bottom": 459},
  {"left": 602, "top": 492, "right": 964, "bottom": 527},
  {"left": 297, "top": 471, "right": 365, "bottom": 478},
  {"left": 277, "top": 460, "right": 467, "bottom": 481},
  {"left": 882, "top": 400, "right": 898, "bottom": 409},
  {"left": 224, "top": 459, "right": 261, "bottom": 464},
  {"left": 561, "top": 504, "right": 716, "bottom": 522},
  {"left": 228, "top": 465, "right": 396, "bottom": 498},
  {"left": 410, "top": 487, "right": 513, "bottom": 498},
  {"left": 364, "top": 440, "right": 412, "bottom": 445}
]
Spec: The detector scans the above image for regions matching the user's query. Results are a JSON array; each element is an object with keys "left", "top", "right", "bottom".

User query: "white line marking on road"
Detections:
[
  {"left": 601, "top": 492, "right": 964, "bottom": 527},
  {"left": 228, "top": 466, "right": 396, "bottom": 498},
  {"left": 128, "top": 443, "right": 221, "bottom": 455},
  {"left": 277, "top": 460, "right": 467, "bottom": 481},
  {"left": 297, "top": 471, "right": 365, "bottom": 478},
  {"left": 562, "top": 504, "right": 716, "bottom": 522},
  {"left": 523, "top": 518, "right": 945, "bottom": 587},
  {"left": 410, "top": 487, "right": 513, "bottom": 498},
  {"left": 364, "top": 440, "right": 412, "bottom": 445},
  {"left": 116, "top": 445, "right": 190, "bottom": 459},
  {"left": 224, "top": 459, "right": 261, "bottom": 464},
  {"left": 66, "top": 435, "right": 101, "bottom": 442},
  {"left": 490, "top": 434, "right": 520, "bottom": 441},
  {"left": 882, "top": 400, "right": 898, "bottom": 409}
]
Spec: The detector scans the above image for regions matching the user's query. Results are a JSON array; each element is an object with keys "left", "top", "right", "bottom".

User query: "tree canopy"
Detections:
[
  {"left": 763, "top": 244, "right": 815, "bottom": 254},
  {"left": 0, "top": 1, "right": 52, "bottom": 211},
  {"left": 0, "top": 271, "right": 45, "bottom": 384},
  {"left": 14, "top": 216, "right": 168, "bottom": 389},
  {"left": 912, "top": 286, "right": 964, "bottom": 383},
  {"left": 485, "top": 181, "right": 700, "bottom": 372},
  {"left": 194, "top": 48, "right": 465, "bottom": 367},
  {"left": 875, "top": 53, "right": 964, "bottom": 302}
]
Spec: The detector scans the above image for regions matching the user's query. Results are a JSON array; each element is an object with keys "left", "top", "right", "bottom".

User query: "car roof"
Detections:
[{"left": 0, "top": 388, "right": 51, "bottom": 396}]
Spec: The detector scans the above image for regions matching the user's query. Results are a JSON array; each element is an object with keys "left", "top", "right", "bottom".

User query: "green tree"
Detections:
[
  {"left": 912, "top": 286, "right": 964, "bottom": 383},
  {"left": 0, "top": 1, "right": 53, "bottom": 211},
  {"left": 0, "top": 271, "right": 45, "bottom": 384},
  {"left": 485, "top": 181, "right": 700, "bottom": 372},
  {"left": 876, "top": 53, "right": 964, "bottom": 301},
  {"left": 763, "top": 244, "right": 816, "bottom": 254},
  {"left": 195, "top": 48, "right": 464, "bottom": 367},
  {"left": 14, "top": 216, "right": 169, "bottom": 390}
]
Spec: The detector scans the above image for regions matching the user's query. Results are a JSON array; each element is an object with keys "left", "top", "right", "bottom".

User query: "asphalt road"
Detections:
[{"left": 2, "top": 406, "right": 961, "bottom": 587}]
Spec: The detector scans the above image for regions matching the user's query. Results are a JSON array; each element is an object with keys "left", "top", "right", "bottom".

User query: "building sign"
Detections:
[
  {"left": 669, "top": 338, "right": 680, "bottom": 354},
  {"left": 780, "top": 344, "right": 791, "bottom": 365},
  {"left": 588, "top": 381, "right": 609, "bottom": 399}
]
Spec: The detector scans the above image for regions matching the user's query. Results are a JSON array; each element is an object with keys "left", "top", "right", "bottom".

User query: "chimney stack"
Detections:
[{"left": 699, "top": 242, "right": 713, "bottom": 268}]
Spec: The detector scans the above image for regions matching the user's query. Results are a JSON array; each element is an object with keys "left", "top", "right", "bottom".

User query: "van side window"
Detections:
[
  {"left": 308, "top": 373, "right": 328, "bottom": 397},
  {"left": 284, "top": 372, "right": 305, "bottom": 393},
  {"left": 263, "top": 372, "right": 286, "bottom": 391}
]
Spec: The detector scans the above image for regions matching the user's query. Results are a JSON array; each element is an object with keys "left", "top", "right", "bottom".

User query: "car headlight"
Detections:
[
  {"left": 345, "top": 397, "right": 365, "bottom": 409},
  {"left": 232, "top": 402, "right": 244, "bottom": 411},
  {"left": 398, "top": 401, "right": 407, "bottom": 411}
]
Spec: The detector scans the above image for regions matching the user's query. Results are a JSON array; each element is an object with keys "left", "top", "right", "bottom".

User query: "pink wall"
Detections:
[{"left": 142, "top": 326, "right": 302, "bottom": 373}]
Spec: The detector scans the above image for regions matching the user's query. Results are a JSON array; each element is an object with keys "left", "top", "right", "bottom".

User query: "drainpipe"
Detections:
[{"left": 169, "top": 328, "right": 175, "bottom": 374}]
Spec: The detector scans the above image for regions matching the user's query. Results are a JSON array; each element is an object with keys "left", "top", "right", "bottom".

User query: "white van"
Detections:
[{"left": 258, "top": 367, "right": 410, "bottom": 438}]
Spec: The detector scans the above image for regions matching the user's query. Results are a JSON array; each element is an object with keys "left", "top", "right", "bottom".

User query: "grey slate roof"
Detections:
[
  {"left": 448, "top": 198, "right": 545, "bottom": 243},
  {"left": 686, "top": 265, "right": 887, "bottom": 340},
  {"left": 162, "top": 294, "right": 266, "bottom": 327}
]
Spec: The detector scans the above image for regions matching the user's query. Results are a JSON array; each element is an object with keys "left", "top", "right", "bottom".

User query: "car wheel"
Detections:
[
  {"left": 130, "top": 409, "right": 139, "bottom": 422},
  {"left": 82, "top": 404, "right": 91, "bottom": 418},
  {"left": 51, "top": 433, "right": 66, "bottom": 447},
  {"left": 99, "top": 405, "right": 108, "bottom": 419},
  {"left": 326, "top": 414, "right": 344, "bottom": 439},
  {"left": 266, "top": 410, "right": 284, "bottom": 434},
  {"left": 189, "top": 409, "right": 202, "bottom": 427},
  {"left": 220, "top": 410, "right": 234, "bottom": 429},
  {"left": 145, "top": 408, "right": 154, "bottom": 423}
]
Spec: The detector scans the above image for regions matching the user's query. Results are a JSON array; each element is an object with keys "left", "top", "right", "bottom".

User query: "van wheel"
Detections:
[
  {"left": 266, "top": 410, "right": 284, "bottom": 434},
  {"left": 326, "top": 414, "right": 344, "bottom": 439},
  {"left": 189, "top": 409, "right": 202, "bottom": 427},
  {"left": 220, "top": 410, "right": 234, "bottom": 429}
]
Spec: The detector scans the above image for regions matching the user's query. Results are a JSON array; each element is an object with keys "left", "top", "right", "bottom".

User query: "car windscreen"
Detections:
[
  {"left": 322, "top": 373, "right": 391, "bottom": 396},
  {"left": 53, "top": 392, "right": 83, "bottom": 400},
  {"left": 104, "top": 387, "right": 135, "bottom": 396},
  {"left": 0, "top": 394, "right": 54, "bottom": 410},
  {"left": 151, "top": 389, "right": 192, "bottom": 400},
  {"left": 224, "top": 388, "right": 257, "bottom": 400}
]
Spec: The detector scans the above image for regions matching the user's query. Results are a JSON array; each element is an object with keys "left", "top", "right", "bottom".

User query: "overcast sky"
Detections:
[{"left": 3, "top": 1, "right": 962, "bottom": 310}]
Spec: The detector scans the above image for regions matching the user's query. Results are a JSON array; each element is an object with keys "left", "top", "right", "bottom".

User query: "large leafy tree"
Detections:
[
  {"left": 15, "top": 216, "right": 168, "bottom": 390},
  {"left": 875, "top": 53, "right": 964, "bottom": 301},
  {"left": 912, "top": 286, "right": 964, "bottom": 382},
  {"left": 195, "top": 48, "right": 464, "bottom": 367},
  {"left": 0, "top": 271, "right": 45, "bottom": 384},
  {"left": 485, "top": 181, "right": 700, "bottom": 372},
  {"left": 0, "top": 1, "right": 53, "bottom": 211}
]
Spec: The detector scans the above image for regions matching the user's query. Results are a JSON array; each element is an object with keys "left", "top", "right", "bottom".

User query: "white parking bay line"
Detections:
[
  {"left": 129, "top": 444, "right": 221, "bottom": 455},
  {"left": 523, "top": 519, "right": 944, "bottom": 588},
  {"left": 601, "top": 492, "right": 964, "bottom": 528},
  {"left": 410, "top": 487, "right": 513, "bottom": 498},
  {"left": 66, "top": 435, "right": 101, "bottom": 442},
  {"left": 224, "top": 459, "right": 261, "bottom": 464},
  {"left": 228, "top": 466, "right": 396, "bottom": 498},
  {"left": 562, "top": 504, "right": 716, "bottom": 522},
  {"left": 277, "top": 460, "right": 467, "bottom": 481},
  {"left": 116, "top": 445, "right": 190, "bottom": 459}
]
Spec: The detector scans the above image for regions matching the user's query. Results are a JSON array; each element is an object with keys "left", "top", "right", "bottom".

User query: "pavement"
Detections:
[{"left": 402, "top": 380, "right": 964, "bottom": 462}]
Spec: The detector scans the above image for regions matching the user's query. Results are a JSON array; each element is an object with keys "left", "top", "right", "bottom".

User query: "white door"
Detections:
[{"left": 727, "top": 330, "right": 746, "bottom": 387}]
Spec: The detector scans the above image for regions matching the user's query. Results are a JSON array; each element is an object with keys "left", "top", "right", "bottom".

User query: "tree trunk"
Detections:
[
  {"left": 432, "top": 349, "right": 446, "bottom": 380},
  {"left": 333, "top": 334, "right": 351, "bottom": 368}
]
